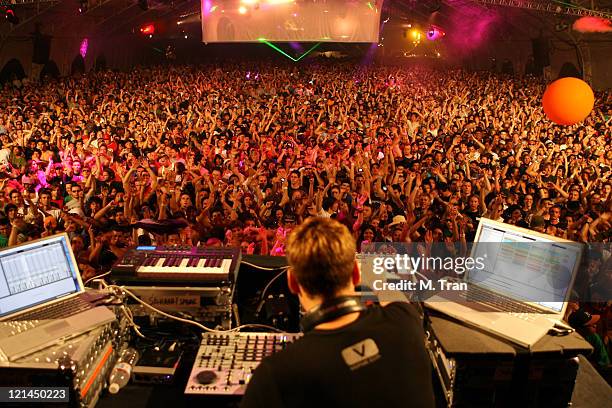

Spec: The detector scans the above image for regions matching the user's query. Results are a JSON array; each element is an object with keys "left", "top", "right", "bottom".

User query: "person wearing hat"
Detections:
[
  {"left": 568, "top": 309, "right": 610, "bottom": 369},
  {"left": 386, "top": 214, "right": 407, "bottom": 242}
]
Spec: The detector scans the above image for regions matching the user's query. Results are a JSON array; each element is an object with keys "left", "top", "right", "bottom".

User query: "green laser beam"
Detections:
[
  {"left": 258, "top": 38, "right": 322, "bottom": 62},
  {"left": 294, "top": 42, "right": 322, "bottom": 61}
]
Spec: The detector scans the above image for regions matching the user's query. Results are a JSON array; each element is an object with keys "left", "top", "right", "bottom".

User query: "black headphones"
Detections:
[{"left": 300, "top": 296, "right": 366, "bottom": 333}]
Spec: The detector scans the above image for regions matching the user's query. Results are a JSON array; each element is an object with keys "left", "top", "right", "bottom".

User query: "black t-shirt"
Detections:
[
  {"left": 463, "top": 208, "right": 481, "bottom": 225},
  {"left": 546, "top": 218, "right": 568, "bottom": 230},
  {"left": 241, "top": 302, "right": 435, "bottom": 408},
  {"left": 98, "top": 247, "right": 118, "bottom": 270}
]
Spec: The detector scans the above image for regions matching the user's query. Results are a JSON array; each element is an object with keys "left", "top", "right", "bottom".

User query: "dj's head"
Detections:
[{"left": 285, "top": 217, "right": 359, "bottom": 302}]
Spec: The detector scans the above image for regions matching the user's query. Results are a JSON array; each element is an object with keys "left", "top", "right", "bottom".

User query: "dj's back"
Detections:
[{"left": 241, "top": 302, "right": 435, "bottom": 408}]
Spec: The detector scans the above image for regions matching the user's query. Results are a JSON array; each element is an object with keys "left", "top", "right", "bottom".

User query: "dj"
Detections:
[{"left": 241, "top": 217, "right": 435, "bottom": 407}]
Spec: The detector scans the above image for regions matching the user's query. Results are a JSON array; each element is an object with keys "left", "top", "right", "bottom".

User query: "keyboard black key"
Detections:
[
  {"left": 460, "top": 285, "right": 552, "bottom": 314},
  {"left": 14, "top": 296, "right": 93, "bottom": 321}
]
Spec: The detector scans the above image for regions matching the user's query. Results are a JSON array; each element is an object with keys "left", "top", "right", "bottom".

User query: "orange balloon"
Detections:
[{"left": 542, "top": 77, "right": 594, "bottom": 126}]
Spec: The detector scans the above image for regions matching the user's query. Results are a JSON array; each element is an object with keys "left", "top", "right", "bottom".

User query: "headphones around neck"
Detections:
[{"left": 300, "top": 296, "right": 366, "bottom": 333}]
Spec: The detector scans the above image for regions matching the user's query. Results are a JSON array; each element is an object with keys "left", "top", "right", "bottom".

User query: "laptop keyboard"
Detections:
[
  {"left": 0, "top": 320, "right": 42, "bottom": 337},
  {"left": 11, "top": 296, "right": 93, "bottom": 321},
  {"left": 0, "top": 297, "right": 94, "bottom": 338},
  {"left": 457, "top": 285, "right": 554, "bottom": 314}
]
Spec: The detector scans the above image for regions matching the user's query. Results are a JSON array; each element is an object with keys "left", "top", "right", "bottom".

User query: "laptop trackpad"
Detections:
[{"left": 44, "top": 321, "right": 70, "bottom": 334}]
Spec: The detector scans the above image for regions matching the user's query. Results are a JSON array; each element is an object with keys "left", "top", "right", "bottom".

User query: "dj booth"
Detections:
[
  {"left": 424, "top": 313, "right": 599, "bottom": 407},
  {"left": 94, "top": 326, "right": 608, "bottom": 408},
  {"left": 98, "top": 253, "right": 608, "bottom": 408}
]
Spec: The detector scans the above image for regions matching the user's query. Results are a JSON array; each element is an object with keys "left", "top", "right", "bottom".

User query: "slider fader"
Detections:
[{"left": 185, "top": 332, "right": 301, "bottom": 395}]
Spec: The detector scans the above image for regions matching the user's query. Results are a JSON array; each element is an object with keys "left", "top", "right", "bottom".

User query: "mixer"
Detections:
[{"left": 184, "top": 332, "right": 301, "bottom": 395}]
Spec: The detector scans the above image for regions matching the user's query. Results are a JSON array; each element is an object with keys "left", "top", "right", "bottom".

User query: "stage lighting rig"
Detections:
[
  {"left": 4, "top": 7, "right": 20, "bottom": 24},
  {"left": 140, "top": 23, "right": 155, "bottom": 35},
  {"left": 554, "top": 18, "right": 569, "bottom": 31},
  {"left": 78, "top": 0, "right": 88, "bottom": 13},
  {"left": 426, "top": 25, "right": 445, "bottom": 40},
  {"left": 138, "top": 0, "right": 148, "bottom": 11}
]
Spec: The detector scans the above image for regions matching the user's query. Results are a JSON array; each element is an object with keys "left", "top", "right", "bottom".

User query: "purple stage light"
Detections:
[
  {"left": 426, "top": 25, "right": 445, "bottom": 41},
  {"left": 80, "top": 38, "right": 89, "bottom": 58}
]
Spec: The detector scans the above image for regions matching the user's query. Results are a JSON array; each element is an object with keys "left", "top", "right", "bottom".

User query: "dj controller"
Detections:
[{"left": 184, "top": 332, "right": 302, "bottom": 396}]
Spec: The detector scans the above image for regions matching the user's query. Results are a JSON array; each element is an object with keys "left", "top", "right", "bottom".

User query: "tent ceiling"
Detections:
[{"left": 0, "top": 0, "right": 610, "bottom": 41}]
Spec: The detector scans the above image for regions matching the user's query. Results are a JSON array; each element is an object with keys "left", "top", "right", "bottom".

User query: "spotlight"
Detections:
[
  {"left": 80, "top": 38, "right": 89, "bottom": 58},
  {"left": 140, "top": 23, "right": 155, "bottom": 35},
  {"left": 78, "top": 0, "right": 88, "bottom": 13},
  {"left": 5, "top": 8, "right": 19, "bottom": 24},
  {"left": 426, "top": 25, "right": 445, "bottom": 41},
  {"left": 555, "top": 19, "right": 569, "bottom": 32},
  {"left": 427, "top": 1, "right": 441, "bottom": 13},
  {"left": 138, "top": 0, "right": 148, "bottom": 11},
  {"left": 238, "top": 6, "right": 247, "bottom": 14}
]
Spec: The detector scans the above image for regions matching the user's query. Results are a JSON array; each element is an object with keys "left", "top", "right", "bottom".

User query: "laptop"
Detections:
[
  {"left": 425, "top": 218, "right": 583, "bottom": 348},
  {"left": 0, "top": 233, "right": 115, "bottom": 361}
]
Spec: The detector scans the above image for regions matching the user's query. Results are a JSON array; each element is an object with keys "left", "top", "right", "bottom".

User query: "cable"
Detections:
[
  {"left": 108, "top": 285, "right": 283, "bottom": 334},
  {"left": 254, "top": 268, "right": 291, "bottom": 317},
  {"left": 230, "top": 323, "right": 287, "bottom": 332},
  {"left": 83, "top": 270, "right": 111, "bottom": 286},
  {"left": 258, "top": 268, "right": 289, "bottom": 301},
  {"left": 119, "top": 304, "right": 147, "bottom": 338},
  {"left": 412, "top": 271, "right": 431, "bottom": 282},
  {"left": 240, "top": 260, "right": 290, "bottom": 271}
]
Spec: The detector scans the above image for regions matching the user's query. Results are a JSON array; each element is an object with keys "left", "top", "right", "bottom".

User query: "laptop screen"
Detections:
[
  {"left": 0, "top": 234, "right": 81, "bottom": 318},
  {"left": 469, "top": 219, "right": 582, "bottom": 313}
]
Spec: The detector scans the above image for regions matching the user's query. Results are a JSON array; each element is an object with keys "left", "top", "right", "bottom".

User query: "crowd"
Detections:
[{"left": 0, "top": 63, "right": 610, "bottom": 367}]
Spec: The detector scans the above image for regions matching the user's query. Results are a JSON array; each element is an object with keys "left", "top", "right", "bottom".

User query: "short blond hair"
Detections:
[{"left": 285, "top": 217, "right": 356, "bottom": 299}]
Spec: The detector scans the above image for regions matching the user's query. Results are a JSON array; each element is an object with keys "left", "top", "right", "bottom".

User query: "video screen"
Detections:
[{"left": 201, "top": 0, "right": 384, "bottom": 42}]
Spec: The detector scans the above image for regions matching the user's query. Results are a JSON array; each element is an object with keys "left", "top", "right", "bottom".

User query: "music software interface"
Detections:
[
  {"left": 469, "top": 226, "right": 581, "bottom": 312},
  {"left": 0, "top": 238, "right": 80, "bottom": 318}
]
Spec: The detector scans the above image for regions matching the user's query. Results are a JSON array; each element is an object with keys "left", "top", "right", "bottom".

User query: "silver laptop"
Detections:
[
  {"left": 0, "top": 233, "right": 115, "bottom": 361},
  {"left": 425, "top": 218, "right": 583, "bottom": 348}
]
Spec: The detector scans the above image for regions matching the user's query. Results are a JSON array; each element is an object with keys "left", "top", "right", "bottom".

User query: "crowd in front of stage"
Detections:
[{"left": 0, "top": 63, "right": 610, "bottom": 371}]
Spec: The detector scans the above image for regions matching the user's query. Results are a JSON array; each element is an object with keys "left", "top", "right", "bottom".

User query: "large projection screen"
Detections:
[{"left": 201, "top": 0, "right": 384, "bottom": 43}]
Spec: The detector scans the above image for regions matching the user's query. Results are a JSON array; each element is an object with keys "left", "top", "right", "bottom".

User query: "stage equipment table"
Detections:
[{"left": 425, "top": 312, "right": 612, "bottom": 407}]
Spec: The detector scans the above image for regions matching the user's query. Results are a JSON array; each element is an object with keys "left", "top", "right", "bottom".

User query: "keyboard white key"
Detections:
[
  {"left": 509, "top": 312, "right": 538, "bottom": 322},
  {"left": 137, "top": 257, "right": 231, "bottom": 276}
]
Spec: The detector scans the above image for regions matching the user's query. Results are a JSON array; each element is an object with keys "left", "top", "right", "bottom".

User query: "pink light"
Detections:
[
  {"left": 203, "top": 0, "right": 213, "bottom": 15},
  {"left": 426, "top": 25, "right": 445, "bottom": 41},
  {"left": 79, "top": 38, "right": 89, "bottom": 58}
]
